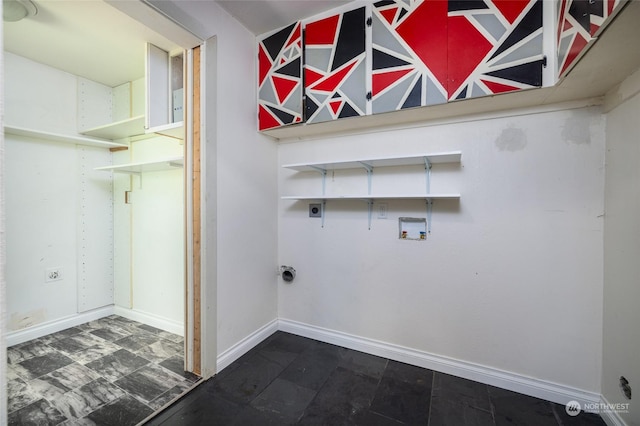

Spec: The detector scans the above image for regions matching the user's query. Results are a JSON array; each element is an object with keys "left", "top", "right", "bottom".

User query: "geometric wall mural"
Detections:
[
  {"left": 371, "top": 0, "right": 544, "bottom": 114},
  {"left": 304, "top": 7, "right": 367, "bottom": 124},
  {"left": 557, "top": 0, "right": 623, "bottom": 77},
  {"left": 371, "top": 0, "right": 449, "bottom": 114},
  {"left": 447, "top": 0, "right": 544, "bottom": 101},
  {"left": 258, "top": 22, "right": 303, "bottom": 131}
]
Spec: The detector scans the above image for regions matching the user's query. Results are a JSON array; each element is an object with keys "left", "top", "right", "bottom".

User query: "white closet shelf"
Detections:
[
  {"left": 146, "top": 121, "right": 184, "bottom": 140},
  {"left": 281, "top": 194, "right": 460, "bottom": 200},
  {"left": 282, "top": 151, "right": 461, "bottom": 172},
  {"left": 95, "top": 156, "right": 184, "bottom": 174},
  {"left": 81, "top": 115, "right": 146, "bottom": 140},
  {"left": 4, "top": 125, "right": 128, "bottom": 149}
]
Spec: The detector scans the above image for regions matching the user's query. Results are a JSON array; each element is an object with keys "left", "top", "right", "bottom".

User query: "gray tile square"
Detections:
[
  {"left": 85, "top": 349, "right": 149, "bottom": 382},
  {"left": 251, "top": 378, "right": 317, "bottom": 424}
]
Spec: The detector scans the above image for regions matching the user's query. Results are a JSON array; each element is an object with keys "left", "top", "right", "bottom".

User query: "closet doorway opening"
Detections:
[{"left": 4, "top": 1, "right": 203, "bottom": 422}]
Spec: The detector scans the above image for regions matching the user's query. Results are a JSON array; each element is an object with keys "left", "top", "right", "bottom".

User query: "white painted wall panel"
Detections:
[
  {"left": 278, "top": 105, "right": 605, "bottom": 394},
  {"left": 77, "top": 146, "right": 114, "bottom": 312},
  {"left": 602, "top": 88, "right": 640, "bottom": 424},
  {"left": 129, "top": 136, "right": 184, "bottom": 325},
  {"left": 5, "top": 52, "right": 78, "bottom": 134},
  {"left": 5, "top": 136, "right": 79, "bottom": 329}
]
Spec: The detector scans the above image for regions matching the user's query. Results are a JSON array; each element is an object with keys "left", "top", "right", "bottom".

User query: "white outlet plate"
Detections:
[
  {"left": 45, "top": 267, "right": 63, "bottom": 282},
  {"left": 378, "top": 203, "right": 388, "bottom": 219}
]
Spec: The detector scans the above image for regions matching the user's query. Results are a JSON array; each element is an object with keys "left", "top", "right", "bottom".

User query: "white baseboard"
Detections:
[
  {"left": 278, "top": 318, "right": 602, "bottom": 410},
  {"left": 6, "top": 306, "right": 115, "bottom": 347},
  {"left": 216, "top": 319, "right": 279, "bottom": 372},
  {"left": 598, "top": 395, "right": 629, "bottom": 426},
  {"left": 113, "top": 306, "right": 184, "bottom": 336}
]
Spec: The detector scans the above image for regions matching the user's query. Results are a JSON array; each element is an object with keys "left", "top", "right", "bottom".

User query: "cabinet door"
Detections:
[
  {"left": 147, "top": 43, "right": 170, "bottom": 129},
  {"left": 258, "top": 22, "right": 303, "bottom": 131},
  {"left": 448, "top": 0, "right": 544, "bottom": 100},
  {"left": 557, "top": 0, "right": 623, "bottom": 77},
  {"left": 371, "top": 0, "right": 449, "bottom": 114},
  {"left": 304, "top": 7, "right": 367, "bottom": 124}
]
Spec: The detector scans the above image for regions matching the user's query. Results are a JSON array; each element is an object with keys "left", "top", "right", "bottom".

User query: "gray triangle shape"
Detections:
[
  {"left": 309, "top": 105, "right": 334, "bottom": 124},
  {"left": 372, "top": 13, "right": 411, "bottom": 60},
  {"left": 305, "top": 48, "right": 333, "bottom": 74},
  {"left": 425, "top": 76, "right": 447, "bottom": 106},
  {"left": 493, "top": 33, "right": 543, "bottom": 67},
  {"left": 338, "top": 60, "right": 367, "bottom": 114},
  {"left": 471, "top": 82, "right": 486, "bottom": 99},
  {"left": 373, "top": 72, "right": 414, "bottom": 114},
  {"left": 259, "top": 80, "right": 277, "bottom": 105},
  {"left": 473, "top": 13, "right": 507, "bottom": 42},
  {"left": 282, "top": 85, "right": 302, "bottom": 114}
]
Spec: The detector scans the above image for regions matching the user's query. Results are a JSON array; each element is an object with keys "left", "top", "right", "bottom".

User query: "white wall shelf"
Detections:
[
  {"left": 281, "top": 194, "right": 460, "bottom": 200},
  {"left": 95, "top": 156, "right": 184, "bottom": 174},
  {"left": 282, "top": 152, "right": 462, "bottom": 172},
  {"left": 282, "top": 152, "right": 462, "bottom": 230},
  {"left": 4, "top": 125, "right": 128, "bottom": 150},
  {"left": 146, "top": 121, "right": 184, "bottom": 140},
  {"left": 81, "top": 115, "right": 146, "bottom": 140}
]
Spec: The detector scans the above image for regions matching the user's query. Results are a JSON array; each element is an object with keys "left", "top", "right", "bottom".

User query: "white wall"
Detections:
[
  {"left": 127, "top": 136, "right": 185, "bottom": 329},
  {"left": 4, "top": 53, "right": 114, "bottom": 336},
  {"left": 145, "top": 1, "right": 279, "bottom": 370},
  {"left": 278, "top": 104, "right": 605, "bottom": 394},
  {"left": 602, "top": 73, "right": 640, "bottom": 424}
]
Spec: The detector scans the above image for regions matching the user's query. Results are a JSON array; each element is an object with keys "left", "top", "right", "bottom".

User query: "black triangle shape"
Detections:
[
  {"left": 590, "top": 0, "right": 604, "bottom": 19},
  {"left": 456, "top": 86, "right": 468, "bottom": 100},
  {"left": 332, "top": 7, "right": 366, "bottom": 71},
  {"left": 267, "top": 105, "right": 295, "bottom": 125},
  {"left": 374, "top": 0, "right": 395, "bottom": 7},
  {"left": 331, "top": 92, "right": 341, "bottom": 99},
  {"left": 490, "top": 0, "right": 542, "bottom": 61},
  {"left": 449, "top": 0, "right": 488, "bottom": 12},
  {"left": 485, "top": 60, "right": 543, "bottom": 87},
  {"left": 373, "top": 49, "right": 411, "bottom": 70},
  {"left": 398, "top": 7, "right": 408, "bottom": 20},
  {"left": 402, "top": 76, "right": 422, "bottom": 109},
  {"left": 305, "top": 97, "right": 319, "bottom": 121},
  {"left": 275, "top": 57, "right": 301, "bottom": 78},
  {"left": 263, "top": 23, "right": 296, "bottom": 62},
  {"left": 569, "top": 0, "right": 591, "bottom": 33},
  {"left": 338, "top": 102, "right": 360, "bottom": 119}
]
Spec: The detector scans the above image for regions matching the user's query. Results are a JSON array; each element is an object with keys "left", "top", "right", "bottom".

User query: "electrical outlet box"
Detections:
[
  {"left": 309, "top": 203, "right": 322, "bottom": 218},
  {"left": 45, "top": 267, "right": 63, "bottom": 283}
]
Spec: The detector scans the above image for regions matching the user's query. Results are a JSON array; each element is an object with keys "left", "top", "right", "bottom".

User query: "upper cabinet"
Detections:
[
  {"left": 257, "top": 0, "right": 626, "bottom": 134},
  {"left": 146, "top": 43, "right": 185, "bottom": 138},
  {"left": 258, "top": 22, "right": 304, "bottom": 131},
  {"left": 446, "top": 0, "right": 544, "bottom": 100},
  {"left": 304, "top": 7, "right": 368, "bottom": 124},
  {"left": 557, "top": 0, "right": 625, "bottom": 78}
]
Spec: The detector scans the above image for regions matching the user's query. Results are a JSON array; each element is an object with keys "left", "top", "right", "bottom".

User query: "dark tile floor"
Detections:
[
  {"left": 145, "top": 331, "right": 607, "bottom": 425},
  {"left": 7, "top": 315, "right": 200, "bottom": 425}
]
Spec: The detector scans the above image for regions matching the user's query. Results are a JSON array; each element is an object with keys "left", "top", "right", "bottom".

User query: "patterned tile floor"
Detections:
[
  {"left": 7, "top": 315, "right": 200, "bottom": 425},
  {"left": 147, "top": 331, "right": 607, "bottom": 426}
]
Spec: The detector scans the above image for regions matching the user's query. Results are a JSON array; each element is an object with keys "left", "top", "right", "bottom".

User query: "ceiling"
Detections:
[
  {"left": 3, "top": 0, "right": 640, "bottom": 134},
  {"left": 2, "top": 0, "right": 347, "bottom": 88}
]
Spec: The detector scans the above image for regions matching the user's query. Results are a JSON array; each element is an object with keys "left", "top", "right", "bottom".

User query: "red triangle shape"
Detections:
[
  {"left": 272, "top": 75, "right": 298, "bottom": 104},
  {"left": 563, "top": 19, "right": 573, "bottom": 32},
  {"left": 329, "top": 100, "right": 343, "bottom": 115},
  {"left": 310, "top": 60, "right": 358, "bottom": 93},
  {"left": 561, "top": 33, "right": 588, "bottom": 75},
  {"left": 306, "top": 15, "right": 340, "bottom": 45},
  {"left": 372, "top": 69, "right": 413, "bottom": 97},
  {"left": 258, "top": 45, "right": 272, "bottom": 87},
  {"left": 285, "top": 22, "right": 301, "bottom": 48},
  {"left": 305, "top": 68, "right": 325, "bottom": 87},
  {"left": 258, "top": 105, "right": 280, "bottom": 130},
  {"left": 480, "top": 79, "right": 519, "bottom": 94},
  {"left": 492, "top": 0, "right": 529, "bottom": 24},
  {"left": 380, "top": 7, "right": 398, "bottom": 25}
]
